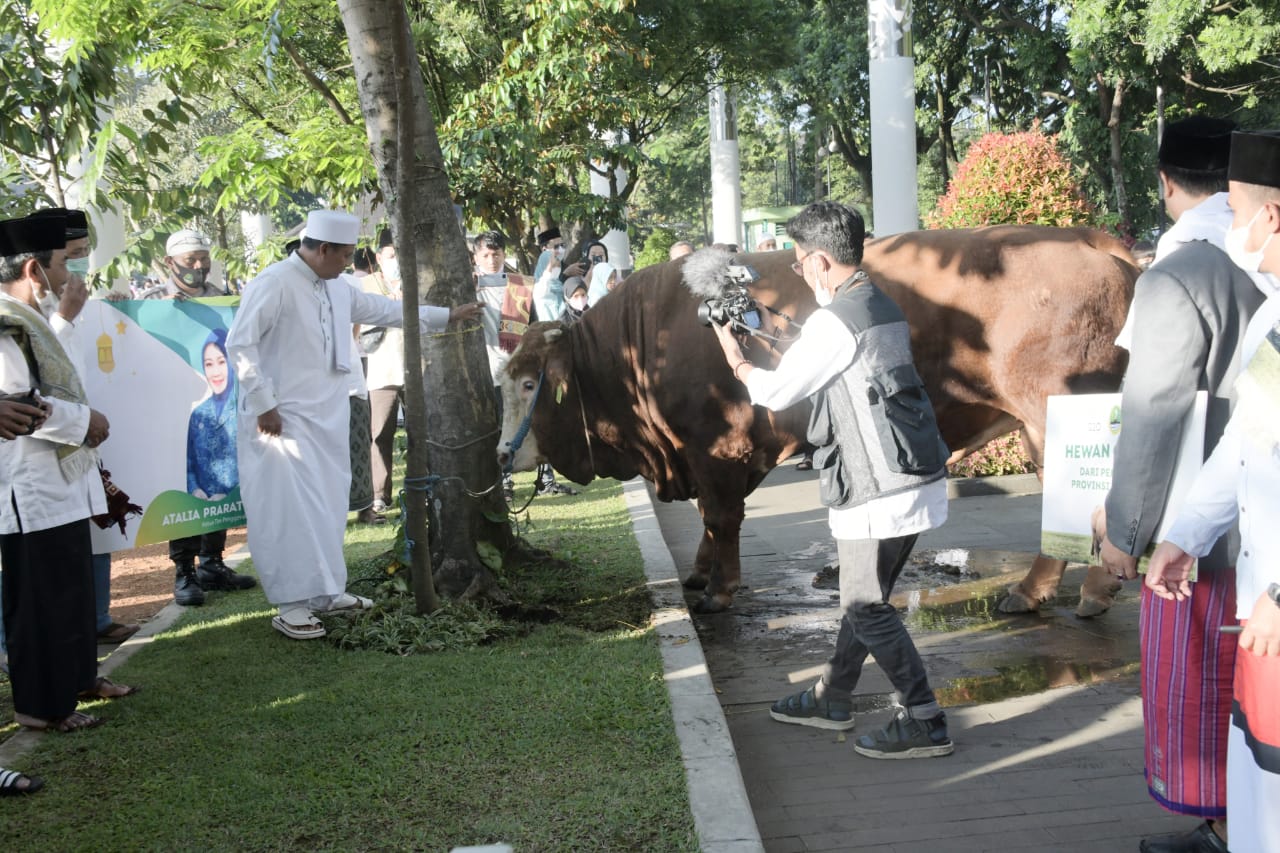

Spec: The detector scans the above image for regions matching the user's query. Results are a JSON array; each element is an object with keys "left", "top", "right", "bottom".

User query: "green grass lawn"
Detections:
[{"left": 0, "top": 472, "right": 698, "bottom": 851}]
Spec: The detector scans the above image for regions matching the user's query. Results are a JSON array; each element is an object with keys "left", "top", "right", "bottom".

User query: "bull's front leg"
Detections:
[{"left": 685, "top": 496, "right": 745, "bottom": 614}]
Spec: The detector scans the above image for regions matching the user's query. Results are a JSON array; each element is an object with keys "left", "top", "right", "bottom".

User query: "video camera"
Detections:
[{"left": 697, "top": 264, "right": 762, "bottom": 332}]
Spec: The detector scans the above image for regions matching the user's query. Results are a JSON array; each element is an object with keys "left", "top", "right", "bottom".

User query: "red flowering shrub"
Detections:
[
  {"left": 926, "top": 130, "right": 1095, "bottom": 229},
  {"left": 947, "top": 433, "right": 1038, "bottom": 478}
]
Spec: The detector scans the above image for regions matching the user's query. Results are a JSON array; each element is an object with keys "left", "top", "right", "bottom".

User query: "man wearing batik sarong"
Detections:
[
  {"left": 1100, "top": 117, "right": 1268, "bottom": 853},
  {"left": 1149, "top": 128, "right": 1280, "bottom": 853}
]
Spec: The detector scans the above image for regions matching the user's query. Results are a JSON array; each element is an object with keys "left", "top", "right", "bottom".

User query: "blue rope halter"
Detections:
[{"left": 502, "top": 371, "right": 544, "bottom": 475}]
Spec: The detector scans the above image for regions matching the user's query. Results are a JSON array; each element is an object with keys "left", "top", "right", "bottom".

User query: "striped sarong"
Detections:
[{"left": 1140, "top": 568, "right": 1237, "bottom": 817}]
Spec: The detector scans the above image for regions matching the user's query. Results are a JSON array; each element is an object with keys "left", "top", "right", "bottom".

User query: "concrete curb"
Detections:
[
  {"left": 947, "top": 471, "right": 1042, "bottom": 499},
  {"left": 620, "top": 478, "right": 764, "bottom": 853},
  {"left": 0, "top": 548, "right": 250, "bottom": 768}
]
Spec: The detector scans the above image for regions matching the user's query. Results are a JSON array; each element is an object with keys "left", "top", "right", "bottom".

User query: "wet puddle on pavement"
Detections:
[{"left": 691, "top": 547, "right": 1141, "bottom": 707}]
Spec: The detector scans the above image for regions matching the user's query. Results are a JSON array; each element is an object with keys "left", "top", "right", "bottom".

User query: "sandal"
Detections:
[
  {"left": 271, "top": 607, "right": 326, "bottom": 640},
  {"left": 0, "top": 768, "right": 45, "bottom": 796},
  {"left": 78, "top": 676, "right": 141, "bottom": 701},
  {"left": 353, "top": 508, "right": 386, "bottom": 525},
  {"left": 14, "top": 711, "right": 104, "bottom": 733},
  {"left": 321, "top": 593, "right": 373, "bottom": 613},
  {"left": 96, "top": 621, "right": 141, "bottom": 643}
]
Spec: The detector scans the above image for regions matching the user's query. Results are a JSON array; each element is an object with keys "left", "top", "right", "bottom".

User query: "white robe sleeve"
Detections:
[
  {"left": 1163, "top": 419, "right": 1243, "bottom": 557},
  {"left": 31, "top": 397, "right": 90, "bottom": 447},
  {"left": 226, "top": 278, "right": 284, "bottom": 417},
  {"left": 347, "top": 280, "right": 451, "bottom": 333}
]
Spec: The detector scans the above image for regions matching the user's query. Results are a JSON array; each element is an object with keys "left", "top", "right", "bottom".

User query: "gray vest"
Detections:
[{"left": 808, "top": 273, "right": 949, "bottom": 509}]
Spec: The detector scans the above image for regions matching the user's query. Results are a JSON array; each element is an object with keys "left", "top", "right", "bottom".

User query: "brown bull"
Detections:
[{"left": 498, "top": 225, "right": 1137, "bottom": 615}]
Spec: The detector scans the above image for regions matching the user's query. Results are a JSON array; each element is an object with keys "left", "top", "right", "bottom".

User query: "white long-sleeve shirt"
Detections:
[
  {"left": 0, "top": 295, "right": 106, "bottom": 534},
  {"left": 1164, "top": 291, "right": 1280, "bottom": 618},
  {"left": 742, "top": 308, "right": 947, "bottom": 541}
]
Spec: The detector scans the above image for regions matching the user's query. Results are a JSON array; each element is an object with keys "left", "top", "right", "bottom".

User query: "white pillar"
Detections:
[
  {"left": 589, "top": 132, "right": 633, "bottom": 271},
  {"left": 709, "top": 84, "right": 742, "bottom": 247},
  {"left": 869, "top": 0, "right": 918, "bottom": 235}
]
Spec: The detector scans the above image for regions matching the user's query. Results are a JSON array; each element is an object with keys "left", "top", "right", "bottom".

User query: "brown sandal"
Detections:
[
  {"left": 77, "top": 677, "right": 141, "bottom": 700},
  {"left": 97, "top": 622, "right": 140, "bottom": 643},
  {"left": 14, "top": 711, "right": 105, "bottom": 733}
]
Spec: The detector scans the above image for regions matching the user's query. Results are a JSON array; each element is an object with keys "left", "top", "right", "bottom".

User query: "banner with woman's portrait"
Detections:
[{"left": 70, "top": 297, "right": 243, "bottom": 551}]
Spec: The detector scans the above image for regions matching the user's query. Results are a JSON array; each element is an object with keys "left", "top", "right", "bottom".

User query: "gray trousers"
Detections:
[
  {"left": 822, "top": 534, "right": 941, "bottom": 719},
  {"left": 369, "top": 387, "right": 403, "bottom": 505}
]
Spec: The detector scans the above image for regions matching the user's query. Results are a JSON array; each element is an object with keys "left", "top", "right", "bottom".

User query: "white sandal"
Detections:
[
  {"left": 271, "top": 607, "right": 326, "bottom": 640},
  {"left": 321, "top": 593, "right": 373, "bottom": 613}
]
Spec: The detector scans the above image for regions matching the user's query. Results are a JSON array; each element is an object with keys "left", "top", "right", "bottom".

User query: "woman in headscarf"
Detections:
[
  {"left": 187, "top": 328, "right": 238, "bottom": 500},
  {"left": 585, "top": 261, "right": 619, "bottom": 306},
  {"left": 562, "top": 276, "right": 590, "bottom": 325}
]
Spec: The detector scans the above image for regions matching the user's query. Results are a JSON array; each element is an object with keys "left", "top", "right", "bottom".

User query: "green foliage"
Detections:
[
  {"left": 325, "top": 597, "right": 512, "bottom": 654},
  {"left": 634, "top": 226, "right": 679, "bottom": 268},
  {"left": 947, "top": 433, "right": 1037, "bottom": 477},
  {"left": 926, "top": 130, "right": 1095, "bottom": 228}
]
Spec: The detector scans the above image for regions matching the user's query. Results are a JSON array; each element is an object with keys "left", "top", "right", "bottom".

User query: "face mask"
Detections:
[
  {"left": 814, "top": 286, "right": 833, "bottom": 308},
  {"left": 381, "top": 257, "right": 401, "bottom": 282},
  {"left": 66, "top": 257, "right": 90, "bottom": 277},
  {"left": 173, "top": 262, "right": 208, "bottom": 289},
  {"left": 553, "top": 245, "right": 565, "bottom": 260},
  {"left": 1224, "top": 207, "right": 1274, "bottom": 274},
  {"left": 32, "top": 264, "right": 57, "bottom": 315},
  {"left": 569, "top": 295, "right": 588, "bottom": 310}
]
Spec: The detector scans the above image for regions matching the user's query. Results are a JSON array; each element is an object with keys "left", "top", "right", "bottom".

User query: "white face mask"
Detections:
[
  {"left": 380, "top": 256, "right": 401, "bottom": 283},
  {"left": 553, "top": 245, "right": 565, "bottom": 260},
  {"left": 1224, "top": 206, "right": 1275, "bottom": 274},
  {"left": 814, "top": 286, "right": 833, "bottom": 307},
  {"left": 33, "top": 264, "right": 57, "bottom": 315}
]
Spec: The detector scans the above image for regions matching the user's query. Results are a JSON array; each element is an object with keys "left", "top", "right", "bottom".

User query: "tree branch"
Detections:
[{"left": 281, "top": 38, "right": 354, "bottom": 125}]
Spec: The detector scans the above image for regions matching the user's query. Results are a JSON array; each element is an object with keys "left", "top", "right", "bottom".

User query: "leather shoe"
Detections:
[
  {"left": 1139, "top": 821, "right": 1228, "bottom": 853},
  {"left": 197, "top": 557, "right": 257, "bottom": 591}
]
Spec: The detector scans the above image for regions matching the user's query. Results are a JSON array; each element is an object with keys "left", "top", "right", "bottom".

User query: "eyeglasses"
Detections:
[{"left": 790, "top": 252, "right": 816, "bottom": 276}]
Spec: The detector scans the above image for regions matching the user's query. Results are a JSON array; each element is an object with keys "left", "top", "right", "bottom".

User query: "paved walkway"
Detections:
[{"left": 646, "top": 464, "right": 1196, "bottom": 853}]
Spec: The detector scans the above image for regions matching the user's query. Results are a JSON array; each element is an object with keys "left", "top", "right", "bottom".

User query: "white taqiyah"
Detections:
[
  {"left": 305, "top": 210, "right": 359, "bottom": 245},
  {"left": 165, "top": 228, "right": 212, "bottom": 256}
]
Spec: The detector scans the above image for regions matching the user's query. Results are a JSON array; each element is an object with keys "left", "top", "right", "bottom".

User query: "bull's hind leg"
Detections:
[
  {"left": 998, "top": 554, "right": 1069, "bottom": 613},
  {"left": 996, "top": 424, "right": 1120, "bottom": 616}
]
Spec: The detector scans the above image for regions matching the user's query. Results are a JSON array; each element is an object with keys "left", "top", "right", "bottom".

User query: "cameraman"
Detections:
[{"left": 711, "top": 201, "right": 953, "bottom": 759}]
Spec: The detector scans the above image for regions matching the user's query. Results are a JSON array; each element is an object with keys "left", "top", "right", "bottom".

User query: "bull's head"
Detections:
[{"left": 496, "top": 324, "right": 565, "bottom": 473}]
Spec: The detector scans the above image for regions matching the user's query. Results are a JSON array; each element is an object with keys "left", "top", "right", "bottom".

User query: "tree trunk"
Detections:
[
  {"left": 339, "top": 0, "right": 510, "bottom": 610},
  {"left": 1097, "top": 73, "right": 1130, "bottom": 237}
]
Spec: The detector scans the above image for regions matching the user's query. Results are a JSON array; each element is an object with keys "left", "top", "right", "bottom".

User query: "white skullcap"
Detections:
[
  {"left": 166, "top": 228, "right": 212, "bottom": 256},
  {"left": 305, "top": 210, "right": 359, "bottom": 245}
]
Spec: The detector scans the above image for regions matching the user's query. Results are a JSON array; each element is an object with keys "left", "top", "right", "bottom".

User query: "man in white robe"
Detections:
[{"left": 227, "top": 210, "right": 480, "bottom": 640}]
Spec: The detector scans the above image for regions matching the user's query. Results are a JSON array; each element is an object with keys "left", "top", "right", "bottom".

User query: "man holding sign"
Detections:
[{"left": 1099, "top": 118, "right": 1264, "bottom": 853}]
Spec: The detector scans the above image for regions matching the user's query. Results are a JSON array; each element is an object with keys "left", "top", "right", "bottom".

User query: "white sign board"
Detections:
[{"left": 1040, "top": 391, "right": 1207, "bottom": 572}]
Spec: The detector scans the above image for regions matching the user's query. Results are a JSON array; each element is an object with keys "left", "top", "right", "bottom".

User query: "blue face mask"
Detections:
[{"left": 66, "top": 257, "right": 90, "bottom": 277}]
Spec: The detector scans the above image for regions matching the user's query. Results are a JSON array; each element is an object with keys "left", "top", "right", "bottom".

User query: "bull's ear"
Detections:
[{"left": 543, "top": 327, "right": 563, "bottom": 344}]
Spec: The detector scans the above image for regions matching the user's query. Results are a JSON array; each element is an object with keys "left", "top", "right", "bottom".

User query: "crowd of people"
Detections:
[{"left": 1, "top": 127, "right": 1277, "bottom": 853}]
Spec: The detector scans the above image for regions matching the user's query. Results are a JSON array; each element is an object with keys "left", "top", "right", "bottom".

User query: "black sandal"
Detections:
[{"left": 0, "top": 768, "right": 44, "bottom": 796}]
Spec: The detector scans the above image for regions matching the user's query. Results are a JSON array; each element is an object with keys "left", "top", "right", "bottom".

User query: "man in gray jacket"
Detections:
[
  {"left": 1100, "top": 117, "right": 1264, "bottom": 853},
  {"left": 713, "top": 201, "right": 953, "bottom": 758}
]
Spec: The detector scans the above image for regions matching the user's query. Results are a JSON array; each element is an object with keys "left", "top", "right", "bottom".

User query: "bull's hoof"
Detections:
[
  {"left": 1074, "top": 580, "right": 1122, "bottom": 619},
  {"left": 682, "top": 574, "right": 709, "bottom": 591},
  {"left": 996, "top": 582, "right": 1047, "bottom": 614},
  {"left": 691, "top": 594, "right": 732, "bottom": 614}
]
